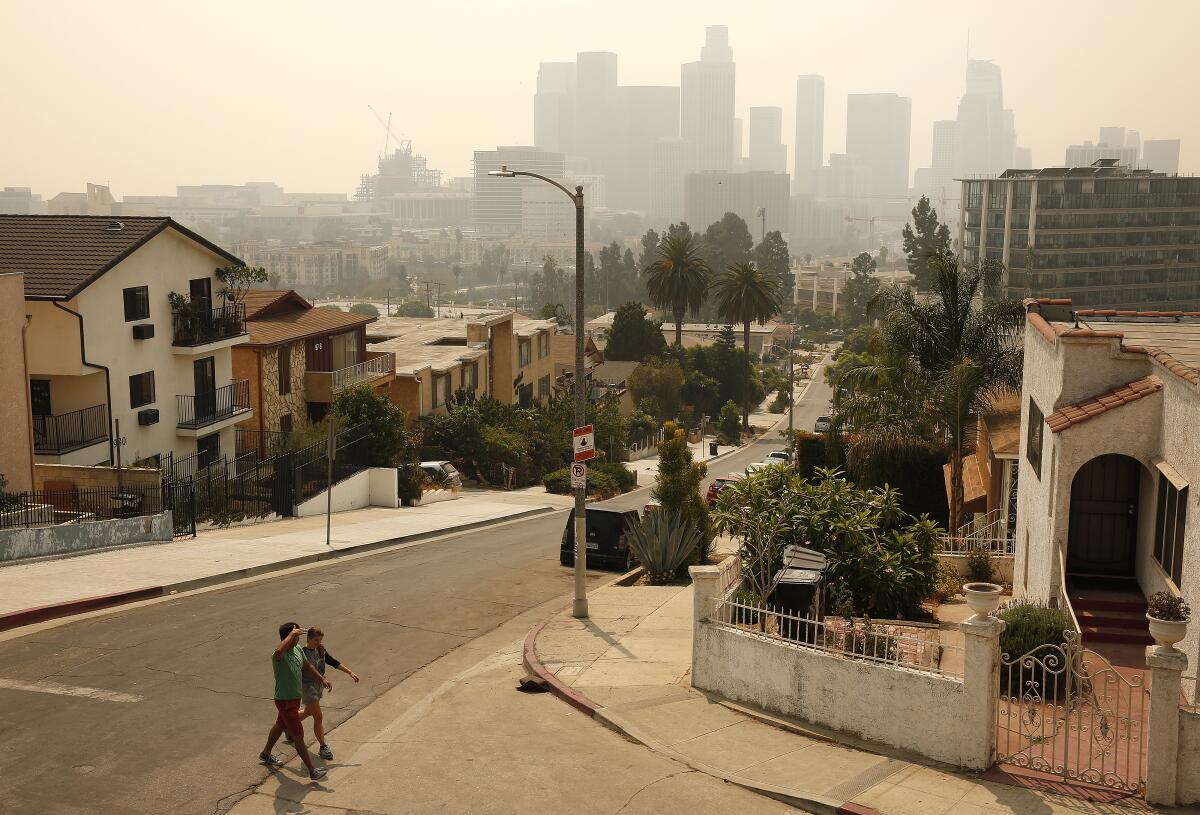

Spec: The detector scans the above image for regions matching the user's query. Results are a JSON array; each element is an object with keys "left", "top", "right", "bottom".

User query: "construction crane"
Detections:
[
  {"left": 367, "top": 105, "right": 410, "bottom": 159},
  {"left": 843, "top": 215, "right": 909, "bottom": 238}
]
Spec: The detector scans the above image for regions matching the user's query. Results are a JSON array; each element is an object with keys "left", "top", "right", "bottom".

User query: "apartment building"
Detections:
[
  {"left": 959, "top": 160, "right": 1200, "bottom": 309},
  {"left": 1, "top": 215, "right": 253, "bottom": 468},
  {"left": 232, "top": 290, "right": 394, "bottom": 435},
  {"left": 0, "top": 271, "right": 34, "bottom": 491}
]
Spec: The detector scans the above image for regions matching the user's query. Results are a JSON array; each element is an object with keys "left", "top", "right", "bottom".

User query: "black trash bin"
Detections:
[
  {"left": 770, "top": 546, "right": 828, "bottom": 644},
  {"left": 709, "top": 441, "right": 719, "bottom": 456},
  {"left": 110, "top": 492, "right": 144, "bottom": 519}
]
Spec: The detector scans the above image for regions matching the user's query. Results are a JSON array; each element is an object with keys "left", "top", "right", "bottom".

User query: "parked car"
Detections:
[
  {"left": 419, "top": 460, "right": 463, "bottom": 488},
  {"left": 765, "top": 451, "right": 792, "bottom": 464},
  {"left": 745, "top": 461, "right": 786, "bottom": 477},
  {"left": 813, "top": 416, "right": 832, "bottom": 433},
  {"left": 560, "top": 506, "right": 641, "bottom": 570},
  {"left": 706, "top": 473, "right": 743, "bottom": 506}
]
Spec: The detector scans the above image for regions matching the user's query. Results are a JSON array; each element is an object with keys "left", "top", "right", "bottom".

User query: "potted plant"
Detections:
[
  {"left": 1147, "top": 591, "right": 1191, "bottom": 652},
  {"left": 963, "top": 581, "right": 1003, "bottom": 620}
]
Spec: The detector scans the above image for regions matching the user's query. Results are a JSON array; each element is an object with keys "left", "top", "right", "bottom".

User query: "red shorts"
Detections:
[{"left": 274, "top": 698, "right": 304, "bottom": 739}]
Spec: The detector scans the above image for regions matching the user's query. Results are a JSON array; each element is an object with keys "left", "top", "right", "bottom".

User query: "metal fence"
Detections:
[
  {"left": 32, "top": 404, "right": 109, "bottom": 455},
  {"left": 712, "top": 594, "right": 963, "bottom": 679},
  {"left": 177, "top": 380, "right": 250, "bottom": 430},
  {"left": 937, "top": 508, "right": 1014, "bottom": 556},
  {"left": 171, "top": 303, "right": 246, "bottom": 346},
  {"left": 291, "top": 424, "right": 370, "bottom": 505},
  {"left": 0, "top": 484, "right": 196, "bottom": 538}
]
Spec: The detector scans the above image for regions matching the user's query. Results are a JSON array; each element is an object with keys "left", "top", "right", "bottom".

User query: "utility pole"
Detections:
[
  {"left": 386, "top": 289, "right": 390, "bottom": 317},
  {"left": 423, "top": 280, "right": 432, "bottom": 312},
  {"left": 787, "top": 331, "right": 796, "bottom": 458},
  {"left": 325, "top": 414, "right": 336, "bottom": 549},
  {"left": 434, "top": 282, "right": 444, "bottom": 317},
  {"left": 757, "top": 207, "right": 766, "bottom": 243}
]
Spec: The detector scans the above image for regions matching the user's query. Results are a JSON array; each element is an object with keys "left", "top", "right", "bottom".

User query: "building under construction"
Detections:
[{"left": 355, "top": 142, "right": 443, "bottom": 205}]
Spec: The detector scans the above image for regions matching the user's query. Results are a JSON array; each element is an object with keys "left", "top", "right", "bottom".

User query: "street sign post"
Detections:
[
  {"left": 573, "top": 424, "right": 595, "bottom": 462},
  {"left": 570, "top": 461, "right": 587, "bottom": 488}
]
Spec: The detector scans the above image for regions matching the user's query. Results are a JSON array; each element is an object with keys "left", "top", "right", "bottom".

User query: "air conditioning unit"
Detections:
[
  {"left": 132, "top": 323, "right": 155, "bottom": 340},
  {"left": 137, "top": 408, "right": 159, "bottom": 426}
]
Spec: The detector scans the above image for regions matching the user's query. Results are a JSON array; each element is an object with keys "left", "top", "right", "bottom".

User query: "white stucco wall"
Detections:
[
  {"left": 295, "top": 467, "right": 399, "bottom": 517},
  {"left": 1178, "top": 708, "right": 1200, "bottom": 804},
  {"left": 692, "top": 623, "right": 977, "bottom": 767}
]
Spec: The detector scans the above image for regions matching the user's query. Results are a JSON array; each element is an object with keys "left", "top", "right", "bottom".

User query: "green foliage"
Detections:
[
  {"left": 997, "top": 601, "right": 1074, "bottom": 697},
  {"left": 753, "top": 230, "right": 793, "bottom": 296},
  {"left": 842, "top": 252, "right": 880, "bottom": 326},
  {"left": 395, "top": 464, "right": 424, "bottom": 504},
  {"left": 714, "top": 468, "right": 941, "bottom": 619},
  {"left": 604, "top": 301, "right": 667, "bottom": 361},
  {"left": 652, "top": 422, "right": 712, "bottom": 562},
  {"left": 628, "top": 359, "right": 685, "bottom": 419},
  {"left": 396, "top": 301, "right": 434, "bottom": 317},
  {"left": 1148, "top": 591, "right": 1191, "bottom": 621},
  {"left": 215, "top": 265, "right": 269, "bottom": 303},
  {"left": 528, "top": 255, "right": 571, "bottom": 313},
  {"left": 349, "top": 302, "right": 380, "bottom": 318},
  {"left": 701, "top": 212, "right": 754, "bottom": 289},
  {"left": 644, "top": 226, "right": 710, "bottom": 345},
  {"left": 332, "top": 385, "right": 411, "bottom": 467},
  {"left": 591, "top": 460, "right": 637, "bottom": 491},
  {"left": 623, "top": 511, "right": 703, "bottom": 584},
  {"left": 966, "top": 548, "right": 995, "bottom": 582},
  {"left": 544, "top": 466, "right": 620, "bottom": 498},
  {"left": 711, "top": 261, "right": 783, "bottom": 425},
  {"left": 932, "top": 560, "right": 963, "bottom": 601},
  {"left": 717, "top": 401, "right": 741, "bottom": 444},
  {"left": 316, "top": 304, "right": 343, "bottom": 312},
  {"left": 901, "top": 196, "right": 952, "bottom": 291}
]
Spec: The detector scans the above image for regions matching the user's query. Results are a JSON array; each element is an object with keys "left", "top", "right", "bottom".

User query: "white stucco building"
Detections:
[{"left": 1015, "top": 298, "right": 1200, "bottom": 698}]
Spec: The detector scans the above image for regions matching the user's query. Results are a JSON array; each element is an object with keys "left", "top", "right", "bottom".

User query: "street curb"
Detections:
[
  {"left": 522, "top": 572, "right": 882, "bottom": 815},
  {"left": 0, "top": 505, "right": 557, "bottom": 634}
]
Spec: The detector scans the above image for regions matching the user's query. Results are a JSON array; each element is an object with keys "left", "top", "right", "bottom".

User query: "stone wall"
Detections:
[
  {"left": 259, "top": 343, "right": 308, "bottom": 431},
  {"left": 0, "top": 511, "right": 172, "bottom": 563}
]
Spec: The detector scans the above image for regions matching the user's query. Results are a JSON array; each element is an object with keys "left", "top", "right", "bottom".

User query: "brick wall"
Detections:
[{"left": 34, "top": 463, "right": 161, "bottom": 492}]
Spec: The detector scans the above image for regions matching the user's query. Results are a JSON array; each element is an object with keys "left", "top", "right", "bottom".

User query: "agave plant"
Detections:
[{"left": 623, "top": 510, "right": 703, "bottom": 584}]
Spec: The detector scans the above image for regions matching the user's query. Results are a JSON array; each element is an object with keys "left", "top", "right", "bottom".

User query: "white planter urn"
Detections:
[
  {"left": 1147, "top": 615, "right": 1189, "bottom": 652},
  {"left": 963, "top": 582, "right": 1003, "bottom": 620}
]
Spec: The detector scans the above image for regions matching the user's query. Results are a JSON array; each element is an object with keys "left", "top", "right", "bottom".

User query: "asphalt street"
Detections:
[{"left": 0, "top": 353, "right": 834, "bottom": 815}]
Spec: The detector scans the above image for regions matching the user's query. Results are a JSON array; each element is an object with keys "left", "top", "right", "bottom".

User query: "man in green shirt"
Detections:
[{"left": 259, "top": 622, "right": 331, "bottom": 781}]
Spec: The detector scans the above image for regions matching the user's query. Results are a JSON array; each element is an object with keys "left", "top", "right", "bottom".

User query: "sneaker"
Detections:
[
  {"left": 318, "top": 745, "right": 334, "bottom": 760},
  {"left": 259, "top": 752, "right": 284, "bottom": 767},
  {"left": 309, "top": 766, "right": 327, "bottom": 781}
]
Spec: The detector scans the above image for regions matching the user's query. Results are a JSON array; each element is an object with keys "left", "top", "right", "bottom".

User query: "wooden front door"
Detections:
[{"left": 1067, "top": 454, "right": 1140, "bottom": 576}]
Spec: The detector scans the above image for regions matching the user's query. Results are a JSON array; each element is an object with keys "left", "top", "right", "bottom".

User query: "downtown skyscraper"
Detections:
[
  {"left": 681, "top": 26, "right": 736, "bottom": 171},
  {"left": 846, "top": 93, "right": 912, "bottom": 196},
  {"left": 793, "top": 75, "right": 824, "bottom": 195}
]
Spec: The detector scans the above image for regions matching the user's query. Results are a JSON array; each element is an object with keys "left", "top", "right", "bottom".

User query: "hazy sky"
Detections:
[{"left": 2, "top": 1, "right": 1195, "bottom": 198}]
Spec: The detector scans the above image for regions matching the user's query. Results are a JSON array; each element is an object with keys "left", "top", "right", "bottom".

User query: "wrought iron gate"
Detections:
[{"left": 996, "top": 631, "right": 1147, "bottom": 794}]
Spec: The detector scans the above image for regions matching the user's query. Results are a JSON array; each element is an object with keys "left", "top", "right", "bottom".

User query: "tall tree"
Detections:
[
  {"left": 643, "top": 232, "right": 710, "bottom": 345},
  {"left": 604, "top": 301, "right": 667, "bottom": 361},
  {"left": 710, "top": 262, "right": 783, "bottom": 427},
  {"left": 638, "top": 229, "right": 660, "bottom": 272},
  {"left": 842, "top": 252, "right": 881, "bottom": 326},
  {"left": 834, "top": 250, "right": 1023, "bottom": 533},
  {"left": 752, "top": 230, "right": 793, "bottom": 298},
  {"left": 901, "top": 196, "right": 951, "bottom": 290},
  {"left": 702, "top": 213, "right": 754, "bottom": 285}
]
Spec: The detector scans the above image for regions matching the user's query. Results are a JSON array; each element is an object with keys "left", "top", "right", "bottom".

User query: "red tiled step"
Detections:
[
  {"left": 1080, "top": 625, "right": 1154, "bottom": 645},
  {"left": 1075, "top": 609, "right": 1149, "bottom": 630},
  {"left": 1069, "top": 594, "right": 1147, "bottom": 614}
]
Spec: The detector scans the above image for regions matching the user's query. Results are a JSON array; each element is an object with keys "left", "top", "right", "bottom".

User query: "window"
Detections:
[
  {"left": 196, "top": 433, "right": 220, "bottom": 469},
  {"left": 519, "top": 339, "right": 532, "bottom": 368},
  {"left": 1026, "top": 398, "right": 1043, "bottom": 478},
  {"left": 279, "top": 413, "right": 293, "bottom": 434},
  {"left": 129, "top": 371, "right": 155, "bottom": 408},
  {"left": 1154, "top": 471, "right": 1188, "bottom": 587},
  {"left": 538, "top": 374, "right": 550, "bottom": 399},
  {"left": 432, "top": 374, "right": 450, "bottom": 408},
  {"left": 30, "top": 379, "right": 51, "bottom": 416},
  {"left": 123, "top": 286, "right": 149, "bottom": 321},
  {"left": 538, "top": 332, "right": 550, "bottom": 359},
  {"left": 466, "top": 362, "right": 479, "bottom": 391},
  {"left": 278, "top": 347, "right": 291, "bottom": 395},
  {"left": 189, "top": 277, "right": 213, "bottom": 310}
]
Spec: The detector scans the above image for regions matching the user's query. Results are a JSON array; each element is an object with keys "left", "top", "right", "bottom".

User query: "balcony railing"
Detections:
[
  {"left": 177, "top": 380, "right": 250, "bottom": 430},
  {"left": 32, "top": 404, "right": 108, "bottom": 455},
  {"left": 172, "top": 303, "right": 247, "bottom": 347},
  {"left": 304, "top": 352, "right": 395, "bottom": 403}
]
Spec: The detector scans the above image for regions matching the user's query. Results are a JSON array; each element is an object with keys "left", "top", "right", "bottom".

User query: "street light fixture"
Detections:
[{"left": 488, "top": 165, "right": 589, "bottom": 619}]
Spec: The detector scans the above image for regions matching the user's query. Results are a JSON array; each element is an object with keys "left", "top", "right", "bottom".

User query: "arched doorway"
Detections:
[{"left": 1067, "top": 454, "right": 1141, "bottom": 577}]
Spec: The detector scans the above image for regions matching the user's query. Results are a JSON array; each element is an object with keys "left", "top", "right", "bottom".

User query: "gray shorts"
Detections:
[{"left": 302, "top": 683, "right": 323, "bottom": 704}]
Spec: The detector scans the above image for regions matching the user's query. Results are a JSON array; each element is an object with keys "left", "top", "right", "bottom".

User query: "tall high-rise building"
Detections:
[
  {"left": 793, "top": 75, "right": 824, "bottom": 195},
  {"left": 533, "top": 62, "right": 576, "bottom": 156},
  {"left": 574, "top": 52, "right": 619, "bottom": 177},
  {"left": 1143, "top": 139, "right": 1181, "bottom": 173},
  {"left": 681, "top": 26, "right": 736, "bottom": 172},
  {"left": 953, "top": 60, "right": 1016, "bottom": 178},
  {"left": 1064, "top": 141, "right": 1139, "bottom": 167},
  {"left": 960, "top": 162, "right": 1200, "bottom": 309},
  {"left": 1014, "top": 146, "right": 1033, "bottom": 168},
  {"left": 684, "top": 170, "right": 790, "bottom": 237},
  {"left": 613, "top": 86, "right": 680, "bottom": 212},
  {"left": 650, "top": 137, "right": 695, "bottom": 221},
  {"left": 931, "top": 120, "right": 957, "bottom": 170},
  {"left": 1099, "top": 126, "right": 1127, "bottom": 148},
  {"left": 748, "top": 106, "right": 786, "bottom": 173},
  {"left": 472, "top": 146, "right": 566, "bottom": 235},
  {"left": 846, "top": 93, "right": 912, "bottom": 195}
]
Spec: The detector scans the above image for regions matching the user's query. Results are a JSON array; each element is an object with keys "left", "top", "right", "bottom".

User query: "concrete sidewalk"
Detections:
[
  {"left": 0, "top": 490, "right": 568, "bottom": 625},
  {"left": 528, "top": 580, "right": 1165, "bottom": 815}
]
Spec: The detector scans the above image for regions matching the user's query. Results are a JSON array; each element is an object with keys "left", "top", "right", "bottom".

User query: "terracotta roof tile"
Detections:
[
  {"left": 1046, "top": 376, "right": 1163, "bottom": 433},
  {"left": 244, "top": 302, "right": 373, "bottom": 346}
]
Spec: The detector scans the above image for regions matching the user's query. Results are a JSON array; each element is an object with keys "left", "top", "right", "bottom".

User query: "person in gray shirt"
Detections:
[{"left": 296, "top": 626, "right": 359, "bottom": 760}]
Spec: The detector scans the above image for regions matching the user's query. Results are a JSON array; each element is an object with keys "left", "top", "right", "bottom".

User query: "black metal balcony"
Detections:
[
  {"left": 177, "top": 380, "right": 250, "bottom": 430},
  {"left": 32, "top": 404, "right": 109, "bottom": 455},
  {"left": 171, "top": 303, "right": 247, "bottom": 347}
]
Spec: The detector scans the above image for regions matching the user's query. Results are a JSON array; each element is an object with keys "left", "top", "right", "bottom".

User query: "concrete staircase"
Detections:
[{"left": 1069, "top": 585, "right": 1153, "bottom": 646}]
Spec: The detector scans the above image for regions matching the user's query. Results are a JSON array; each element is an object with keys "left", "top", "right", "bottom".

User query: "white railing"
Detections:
[
  {"left": 712, "top": 595, "right": 963, "bottom": 679},
  {"left": 331, "top": 352, "right": 395, "bottom": 393},
  {"left": 938, "top": 508, "right": 1014, "bottom": 556},
  {"left": 1055, "top": 547, "right": 1082, "bottom": 637},
  {"left": 715, "top": 553, "right": 742, "bottom": 599}
]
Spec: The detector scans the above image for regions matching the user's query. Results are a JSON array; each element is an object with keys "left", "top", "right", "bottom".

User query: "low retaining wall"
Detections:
[
  {"left": 35, "top": 463, "right": 160, "bottom": 492},
  {"left": 693, "top": 622, "right": 973, "bottom": 766},
  {"left": 1178, "top": 708, "right": 1200, "bottom": 804},
  {"left": 295, "top": 468, "right": 399, "bottom": 517},
  {"left": 938, "top": 553, "right": 1015, "bottom": 585},
  {"left": 0, "top": 511, "right": 172, "bottom": 564}
]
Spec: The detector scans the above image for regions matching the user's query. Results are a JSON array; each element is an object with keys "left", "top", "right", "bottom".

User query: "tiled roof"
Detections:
[
  {"left": 245, "top": 304, "right": 372, "bottom": 347},
  {"left": 1045, "top": 376, "right": 1162, "bottom": 433},
  {"left": 982, "top": 394, "right": 1021, "bottom": 456},
  {"left": 0, "top": 214, "right": 241, "bottom": 299},
  {"left": 943, "top": 452, "right": 987, "bottom": 508},
  {"left": 240, "top": 289, "right": 298, "bottom": 318}
]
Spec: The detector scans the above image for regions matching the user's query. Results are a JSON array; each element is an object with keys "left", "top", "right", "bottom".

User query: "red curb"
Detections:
[
  {"left": 0, "top": 586, "right": 164, "bottom": 633},
  {"left": 522, "top": 617, "right": 600, "bottom": 718},
  {"left": 838, "top": 804, "right": 883, "bottom": 815}
]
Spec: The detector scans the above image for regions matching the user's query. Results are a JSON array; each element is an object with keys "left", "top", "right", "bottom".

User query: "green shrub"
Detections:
[
  {"left": 543, "top": 466, "right": 619, "bottom": 498},
  {"left": 623, "top": 511, "right": 702, "bottom": 584},
  {"left": 998, "top": 601, "right": 1073, "bottom": 697},
  {"left": 396, "top": 465, "right": 423, "bottom": 504},
  {"left": 768, "top": 392, "right": 788, "bottom": 413},
  {"left": 717, "top": 401, "right": 741, "bottom": 444},
  {"left": 966, "top": 548, "right": 995, "bottom": 582},
  {"left": 591, "top": 461, "right": 636, "bottom": 492},
  {"left": 932, "top": 559, "right": 963, "bottom": 601}
]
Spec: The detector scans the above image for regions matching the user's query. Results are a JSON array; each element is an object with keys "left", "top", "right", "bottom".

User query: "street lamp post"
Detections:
[{"left": 489, "top": 165, "right": 589, "bottom": 619}]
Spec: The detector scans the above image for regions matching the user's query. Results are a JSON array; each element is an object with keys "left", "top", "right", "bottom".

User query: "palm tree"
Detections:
[
  {"left": 643, "top": 233, "right": 710, "bottom": 345},
  {"left": 833, "top": 250, "right": 1024, "bottom": 535},
  {"left": 710, "top": 262, "right": 783, "bottom": 427}
]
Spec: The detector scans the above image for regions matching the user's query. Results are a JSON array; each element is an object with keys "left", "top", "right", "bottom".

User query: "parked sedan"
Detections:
[
  {"left": 706, "top": 473, "right": 742, "bottom": 506},
  {"left": 813, "top": 416, "right": 832, "bottom": 433},
  {"left": 765, "top": 451, "right": 792, "bottom": 465}
]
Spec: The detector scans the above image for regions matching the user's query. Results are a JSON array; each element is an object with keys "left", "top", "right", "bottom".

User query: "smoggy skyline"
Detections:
[{"left": 2, "top": 0, "right": 1195, "bottom": 197}]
